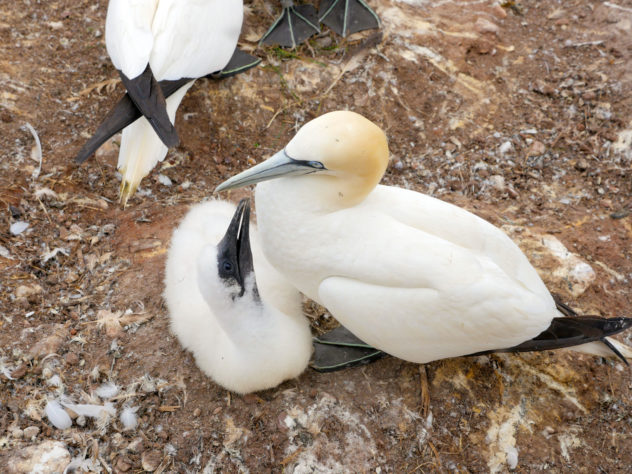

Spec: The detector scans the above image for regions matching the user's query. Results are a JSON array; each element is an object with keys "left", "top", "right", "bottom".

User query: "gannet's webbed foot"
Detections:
[
  {"left": 259, "top": 1, "right": 320, "bottom": 48},
  {"left": 311, "top": 325, "right": 385, "bottom": 372},
  {"left": 210, "top": 49, "right": 262, "bottom": 79},
  {"left": 319, "top": 0, "right": 380, "bottom": 37}
]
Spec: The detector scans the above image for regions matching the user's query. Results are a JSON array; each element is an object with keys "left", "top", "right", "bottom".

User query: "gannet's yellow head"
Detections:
[{"left": 216, "top": 111, "right": 389, "bottom": 207}]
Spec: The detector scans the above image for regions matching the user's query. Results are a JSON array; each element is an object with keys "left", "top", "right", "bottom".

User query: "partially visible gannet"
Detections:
[
  {"left": 164, "top": 199, "right": 312, "bottom": 394},
  {"left": 259, "top": 0, "right": 380, "bottom": 48},
  {"left": 77, "top": 0, "right": 244, "bottom": 206},
  {"left": 216, "top": 111, "right": 632, "bottom": 365}
]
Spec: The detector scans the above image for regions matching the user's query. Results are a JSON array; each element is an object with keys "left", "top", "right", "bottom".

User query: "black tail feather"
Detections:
[
  {"left": 470, "top": 316, "right": 632, "bottom": 364},
  {"left": 552, "top": 294, "right": 629, "bottom": 365}
]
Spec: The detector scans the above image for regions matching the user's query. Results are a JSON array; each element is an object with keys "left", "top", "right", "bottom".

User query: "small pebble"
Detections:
[
  {"left": 65, "top": 352, "right": 79, "bottom": 366},
  {"left": 575, "top": 159, "right": 589, "bottom": 171},
  {"left": 116, "top": 457, "right": 132, "bottom": 472},
  {"left": 499, "top": 141, "right": 513, "bottom": 155},
  {"left": 474, "top": 17, "right": 499, "bottom": 35},
  {"left": 527, "top": 141, "right": 546, "bottom": 157},
  {"left": 23, "top": 426, "right": 40, "bottom": 439},
  {"left": 193, "top": 408, "right": 201, "bottom": 417},
  {"left": 141, "top": 449, "right": 162, "bottom": 472}
]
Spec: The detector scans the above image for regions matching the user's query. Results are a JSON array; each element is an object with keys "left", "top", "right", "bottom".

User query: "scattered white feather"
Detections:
[
  {"left": 140, "top": 374, "right": 166, "bottom": 393},
  {"left": 34, "top": 187, "right": 59, "bottom": 200},
  {"left": 95, "top": 381, "right": 120, "bottom": 399},
  {"left": 157, "top": 174, "right": 172, "bottom": 186},
  {"left": 10, "top": 221, "right": 29, "bottom": 236},
  {"left": 63, "top": 455, "right": 100, "bottom": 474},
  {"left": 120, "top": 406, "right": 139, "bottom": 430},
  {"left": 0, "top": 357, "right": 15, "bottom": 380},
  {"left": 0, "top": 245, "right": 12, "bottom": 259},
  {"left": 165, "top": 443, "right": 177, "bottom": 456},
  {"left": 41, "top": 247, "right": 69, "bottom": 263},
  {"left": 61, "top": 401, "right": 116, "bottom": 418},
  {"left": 45, "top": 400, "right": 72, "bottom": 429},
  {"left": 89, "top": 366, "right": 101, "bottom": 382},
  {"left": 24, "top": 122, "right": 42, "bottom": 179},
  {"left": 506, "top": 446, "right": 519, "bottom": 469},
  {"left": 46, "top": 374, "right": 63, "bottom": 387}
]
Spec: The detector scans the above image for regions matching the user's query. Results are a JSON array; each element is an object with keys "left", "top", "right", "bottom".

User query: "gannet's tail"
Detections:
[{"left": 472, "top": 315, "right": 632, "bottom": 365}]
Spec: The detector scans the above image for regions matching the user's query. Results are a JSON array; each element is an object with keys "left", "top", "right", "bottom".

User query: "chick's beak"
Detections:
[
  {"left": 217, "top": 198, "right": 255, "bottom": 296},
  {"left": 215, "top": 149, "right": 325, "bottom": 192},
  {"left": 236, "top": 199, "right": 254, "bottom": 289}
]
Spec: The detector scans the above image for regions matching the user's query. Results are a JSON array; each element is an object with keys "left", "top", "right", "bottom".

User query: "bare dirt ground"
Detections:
[{"left": 1, "top": 0, "right": 632, "bottom": 472}]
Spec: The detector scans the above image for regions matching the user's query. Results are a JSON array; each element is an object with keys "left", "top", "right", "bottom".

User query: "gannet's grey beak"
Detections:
[{"left": 215, "top": 149, "right": 326, "bottom": 192}]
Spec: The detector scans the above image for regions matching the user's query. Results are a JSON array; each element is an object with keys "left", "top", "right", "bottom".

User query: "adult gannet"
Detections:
[
  {"left": 164, "top": 198, "right": 312, "bottom": 394},
  {"left": 76, "top": 0, "right": 244, "bottom": 206},
  {"left": 259, "top": 0, "right": 380, "bottom": 48},
  {"left": 74, "top": 50, "right": 260, "bottom": 169},
  {"left": 216, "top": 111, "right": 632, "bottom": 365}
]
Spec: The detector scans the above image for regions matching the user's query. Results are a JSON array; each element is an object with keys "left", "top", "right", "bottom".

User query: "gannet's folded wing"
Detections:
[
  {"left": 364, "top": 185, "right": 550, "bottom": 297},
  {"left": 318, "top": 272, "right": 552, "bottom": 364},
  {"left": 105, "top": 0, "right": 178, "bottom": 147},
  {"left": 105, "top": 0, "right": 156, "bottom": 79},
  {"left": 150, "top": 0, "right": 243, "bottom": 80}
]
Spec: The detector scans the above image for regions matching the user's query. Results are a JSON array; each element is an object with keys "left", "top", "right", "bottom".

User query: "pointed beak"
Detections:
[
  {"left": 215, "top": 149, "right": 326, "bottom": 192},
  {"left": 217, "top": 198, "right": 256, "bottom": 297},
  {"left": 236, "top": 199, "right": 254, "bottom": 290}
]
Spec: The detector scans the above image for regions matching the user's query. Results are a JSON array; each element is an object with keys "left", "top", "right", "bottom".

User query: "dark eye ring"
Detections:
[{"left": 223, "top": 261, "right": 232, "bottom": 272}]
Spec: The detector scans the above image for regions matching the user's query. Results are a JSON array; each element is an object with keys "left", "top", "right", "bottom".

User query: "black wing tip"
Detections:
[
  {"left": 74, "top": 148, "right": 92, "bottom": 165},
  {"left": 469, "top": 315, "right": 632, "bottom": 360},
  {"left": 600, "top": 337, "right": 630, "bottom": 366},
  {"left": 120, "top": 66, "right": 179, "bottom": 149},
  {"left": 154, "top": 125, "right": 179, "bottom": 148}
]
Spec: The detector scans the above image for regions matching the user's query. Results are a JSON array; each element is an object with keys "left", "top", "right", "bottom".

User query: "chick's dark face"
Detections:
[{"left": 216, "top": 199, "right": 256, "bottom": 299}]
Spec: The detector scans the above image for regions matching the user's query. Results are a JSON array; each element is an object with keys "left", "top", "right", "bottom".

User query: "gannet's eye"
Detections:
[
  {"left": 308, "top": 161, "right": 324, "bottom": 169},
  {"left": 223, "top": 261, "right": 233, "bottom": 272}
]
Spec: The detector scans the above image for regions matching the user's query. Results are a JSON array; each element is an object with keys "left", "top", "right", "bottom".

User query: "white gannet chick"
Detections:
[
  {"left": 164, "top": 199, "right": 312, "bottom": 394},
  {"left": 100, "top": 0, "right": 243, "bottom": 205},
  {"left": 216, "top": 111, "right": 632, "bottom": 365}
]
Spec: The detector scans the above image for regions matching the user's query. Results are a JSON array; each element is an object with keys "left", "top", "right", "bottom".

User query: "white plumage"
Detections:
[
  {"left": 164, "top": 200, "right": 312, "bottom": 394},
  {"left": 216, "top": 111, "right": 632, "bottom": 365},
  {"left": 105, "top": 0, "right": 243, "bottom": 204}
]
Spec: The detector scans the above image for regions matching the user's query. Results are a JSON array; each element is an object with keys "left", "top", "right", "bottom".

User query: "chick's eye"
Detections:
[{"left": 222, "top": 261, "right": 233, "bottom": 272}]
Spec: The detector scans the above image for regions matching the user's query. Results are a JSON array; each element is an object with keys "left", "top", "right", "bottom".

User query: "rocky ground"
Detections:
[{"left": 1, "top": 0, "right": 632, "bottom": 472}]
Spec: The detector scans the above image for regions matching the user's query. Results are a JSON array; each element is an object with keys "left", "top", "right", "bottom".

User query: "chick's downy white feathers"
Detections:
[{"left": 164, "top": 200, "right": 311, "bottom": 394}]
